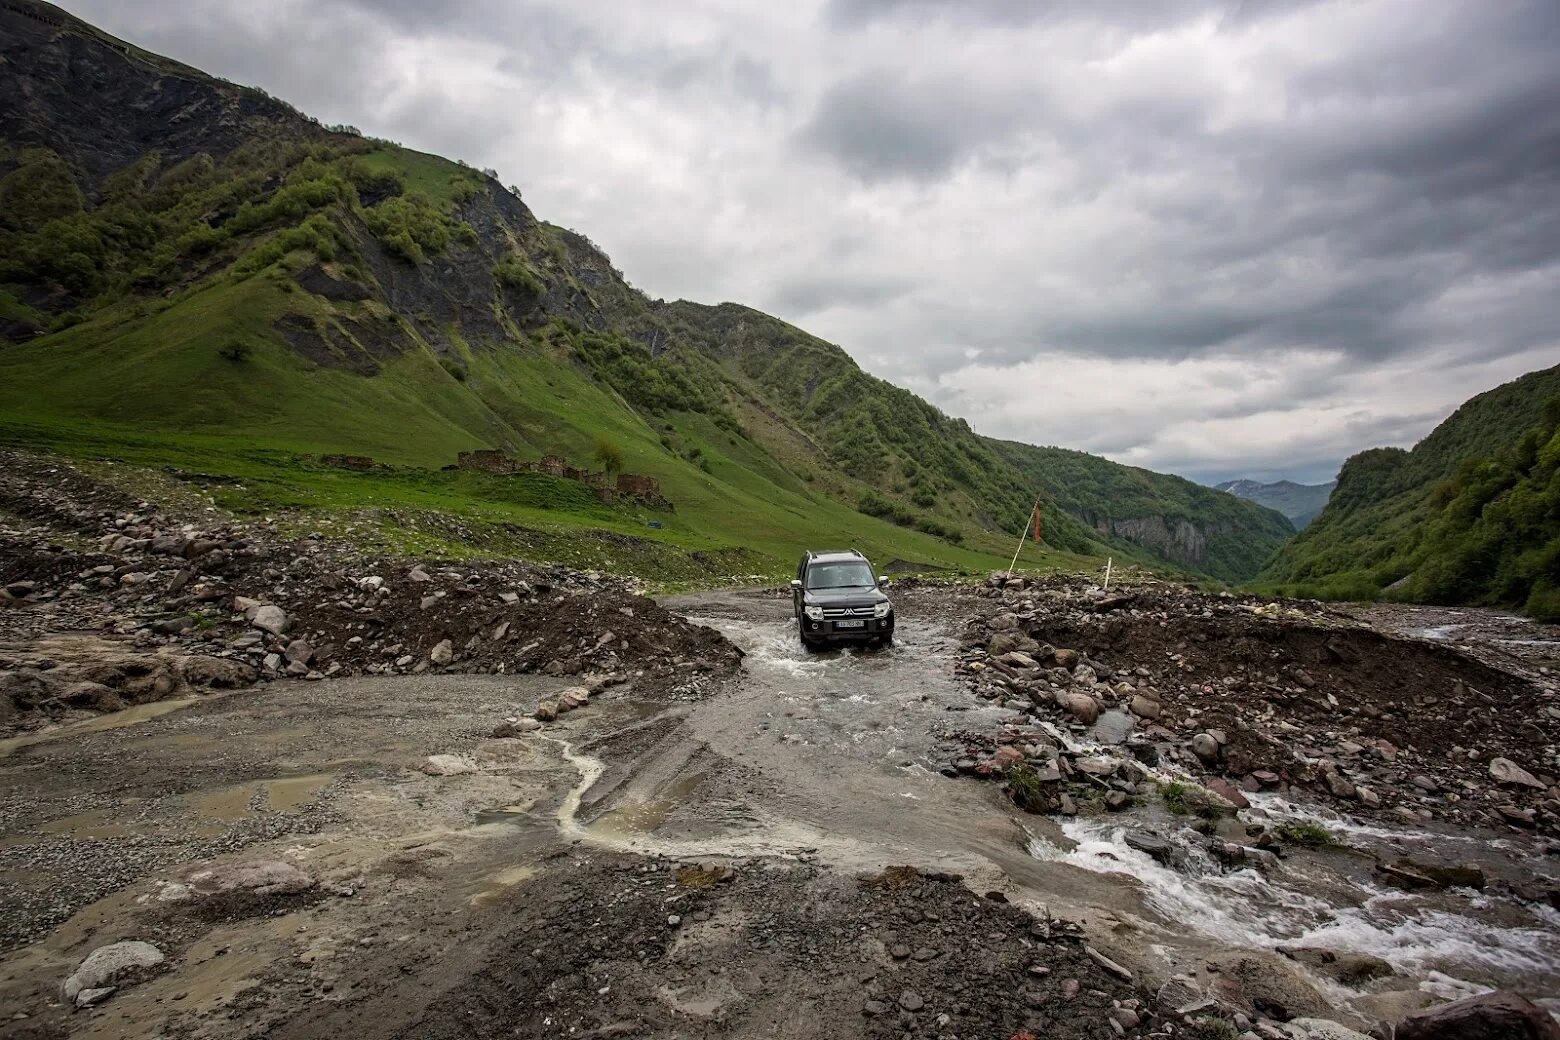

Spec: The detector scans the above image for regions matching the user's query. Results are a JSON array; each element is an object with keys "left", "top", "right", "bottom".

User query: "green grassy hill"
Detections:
[
  {"left": 0, "top": 0, "right": 1293, "bottom": 583},
  {"left": 1259, "top": 364, "right": 1560, "bottom": 618}
]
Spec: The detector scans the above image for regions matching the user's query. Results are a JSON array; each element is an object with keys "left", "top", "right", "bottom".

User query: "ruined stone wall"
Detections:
[
  {"left": 456, "top": 450, "right": 519, "bottom": 474},
  {"left": 454, "top": 450, "right": 665, "bottom": 507}
]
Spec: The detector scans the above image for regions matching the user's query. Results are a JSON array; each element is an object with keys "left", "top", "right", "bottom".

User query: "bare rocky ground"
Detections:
[{"left": 2, "top": 454, "right": 1559, "bottom": 1040}]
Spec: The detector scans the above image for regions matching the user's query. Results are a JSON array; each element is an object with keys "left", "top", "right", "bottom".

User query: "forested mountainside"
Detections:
[
  {"left": 1260, "top": 364, "right": 1560, "bottom": 619},
  {"left": 0, "top": 0, "right": 1292, "bottom": 579},
  {"left": 1215, "top": 479, "right": 1336, "bottom": 529}
]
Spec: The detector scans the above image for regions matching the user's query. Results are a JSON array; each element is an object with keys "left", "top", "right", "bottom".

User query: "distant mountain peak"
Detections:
[{"left": 1216, "top": 478, "right": 1336, "bottom": 530}]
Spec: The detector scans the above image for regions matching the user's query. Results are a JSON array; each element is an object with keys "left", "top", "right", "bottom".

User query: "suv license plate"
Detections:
[{"left": 835, "top": 619, "right": 865, "bottom": 628}]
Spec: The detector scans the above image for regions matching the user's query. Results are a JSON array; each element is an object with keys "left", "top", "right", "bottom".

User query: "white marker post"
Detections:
[{"left": 1103, "top": 557, "right": 1113, "bottom": 592}]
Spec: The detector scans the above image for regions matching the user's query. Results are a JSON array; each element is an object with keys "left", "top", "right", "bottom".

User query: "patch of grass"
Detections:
[
  {"left": 1006, "top": 764, "right": 1051, "bottom": 814},
  {"left": 1275, "top": 821, "right": 1338, "bottom": 848},
  {"left": 1158, "top": 781, "right": 1223, "bottom": 819},
  {"left": 1183, "top": 1018, "right": 1239, "bottom": 1040}
]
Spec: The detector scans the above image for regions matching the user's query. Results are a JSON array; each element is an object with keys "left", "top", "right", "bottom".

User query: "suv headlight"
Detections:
[
  {"left": 804, "top": 605, "right": 825, "bottom": 620},
  {"left": 873, "top": 601, "right": 892, "bottom": 618}
]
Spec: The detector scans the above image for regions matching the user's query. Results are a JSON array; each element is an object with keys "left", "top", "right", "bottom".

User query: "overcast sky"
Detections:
[{"left": 64, "top": 0, "right": 1560, "bottom": 484}]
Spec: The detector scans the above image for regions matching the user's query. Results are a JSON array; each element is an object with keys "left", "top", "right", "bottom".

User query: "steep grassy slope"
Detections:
[
  {"left": 1215, "top": 479, "right": 1335, "bottom": 529},
  {"left": 660, "top": 302, "right": 1294, "bottom": 579},
  {"left": 0, "top": 0, "right": 1292, "bottom": 582},
  {"left": 1259, "top": 364, "right": 1560, "bottom": 616}
]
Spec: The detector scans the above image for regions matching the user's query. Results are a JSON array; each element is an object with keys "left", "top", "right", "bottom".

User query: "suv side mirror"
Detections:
[{"left": 790, "top": 579, "right": 802, "bottom": 589}]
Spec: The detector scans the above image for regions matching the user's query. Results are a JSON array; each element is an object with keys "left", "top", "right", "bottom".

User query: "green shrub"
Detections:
[
  {"left": 437, "top": 356, "right": 467, "bottom": 382},
  {"left": 0, "top": 149, "right": 83, "bottom": 231},
  {"left": 218, "top": 342, "right": 252, "bottom": 363},
  {"left": 176, "top": 223, "right": 230, "bottom": 257},
  {"left": 1526, "top": 579, "right": 1560, "bottom": 622},
  {"left": 361, "top": 192, "right": 454, "bottom": 263},
  {"left": 494, "top": 257, "right": 543, "bottom": 298},
  {"left": 1275, "top": 821, "right": 1337, "bottom": 848},
  {"left": 592, "top": 435, "right": 625, "bottom": 475},
  {"left": 1006, "top": 764, "right": 1051, "bottom": 813}
]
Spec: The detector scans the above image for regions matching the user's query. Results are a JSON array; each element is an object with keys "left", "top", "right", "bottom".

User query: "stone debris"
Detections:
[
  {"left": 0, "top": 451, "right": 742, "bottom": 738},
  {"left": 946, "top": 572, "right": 1559, "bottom": 834}
]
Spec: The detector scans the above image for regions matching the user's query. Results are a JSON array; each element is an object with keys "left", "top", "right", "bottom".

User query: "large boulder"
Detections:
[
  {"left": 176, "top": 656, "right": 257, "bottom": 688},
  {"left": 248, "top": 604, "right": 289, "bottom": 636},
  {"left": 177, "top": 859, "right": 314, "bottom": 899},
  {"left": 1395, "top": 990, "right": 1560, "bottom": 1040},
  {"left": 63, "top": 940, "right": 164, "bottom": 1005},
  {"left": 1058, "top": 692, "right": 1100, "bottom": 725},
  {"left": 1489, "top": 757, "right": 1547, "bottom": 790}
]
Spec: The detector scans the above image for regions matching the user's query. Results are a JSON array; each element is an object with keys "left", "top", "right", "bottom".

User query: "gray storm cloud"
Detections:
[{"left": 56, "top": 0, "right": 1560, "bottom": 485}]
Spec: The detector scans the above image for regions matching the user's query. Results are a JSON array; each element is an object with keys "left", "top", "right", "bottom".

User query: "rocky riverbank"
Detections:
[
  {"left": 0, "top": 451, "right": 740, "bottom": 738},
  {"left": 946, "top": 571, "right": 1560, "bottom": 836}
]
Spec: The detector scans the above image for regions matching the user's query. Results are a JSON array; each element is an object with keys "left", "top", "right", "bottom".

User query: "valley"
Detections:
[{"left": 3, "top": 455, "right": 1559, "bottom": 1039}]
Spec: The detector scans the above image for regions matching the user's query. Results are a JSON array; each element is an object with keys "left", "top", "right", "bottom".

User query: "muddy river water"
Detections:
[{"left": 640, "top": 590, "right": 1560, "bottom": 1023}]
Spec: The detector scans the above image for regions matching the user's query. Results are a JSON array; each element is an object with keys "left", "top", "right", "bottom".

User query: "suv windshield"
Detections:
[{"left": 806, "top": 561, "right": 876, "bottom": 590}]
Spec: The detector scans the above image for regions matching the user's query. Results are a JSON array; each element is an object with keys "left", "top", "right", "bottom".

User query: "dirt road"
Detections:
[{"left": 2, "top": 585, "right": 1558, "bottom": 1039}]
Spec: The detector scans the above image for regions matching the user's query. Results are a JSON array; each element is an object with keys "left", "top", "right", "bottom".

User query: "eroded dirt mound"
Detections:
[
  {"left": 0, "top": 451, "right": 740, "bottom": 736},
  {"left": 954, "top": 573, "right": 1560, "bottom": 833}
]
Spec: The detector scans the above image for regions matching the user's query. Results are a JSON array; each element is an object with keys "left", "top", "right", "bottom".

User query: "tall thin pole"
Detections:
[
  {"left": 1006, "top": 496, "right": 1042, "bottom": 580},
  {"left": 1103, "top": 556, "right": 1113, "bottom": 592}
]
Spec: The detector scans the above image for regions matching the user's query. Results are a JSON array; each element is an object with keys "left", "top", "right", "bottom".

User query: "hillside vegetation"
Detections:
[
  {"left": 1260, "top": 365, "right": 1560, "bottom": 619},
  {"left": 0, "top": 0, "right": 1293, "bottom": 582}
]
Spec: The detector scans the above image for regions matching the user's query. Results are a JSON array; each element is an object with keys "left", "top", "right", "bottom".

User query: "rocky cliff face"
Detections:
[
  {"left": 0, "top": 1, "right": 325, "bottom": 187},
  {"left": 1087, "top": 514, "right": 1223, "bottom": 567}
]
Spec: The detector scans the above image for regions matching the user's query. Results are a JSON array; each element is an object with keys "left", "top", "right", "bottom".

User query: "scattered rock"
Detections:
[{"left": 429, "top": 639, "right": 454, "bottom": 666}]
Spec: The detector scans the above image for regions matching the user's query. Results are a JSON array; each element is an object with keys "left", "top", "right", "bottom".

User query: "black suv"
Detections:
[{"left": 791, "top": 549, "right": 894, "bottom": 651}]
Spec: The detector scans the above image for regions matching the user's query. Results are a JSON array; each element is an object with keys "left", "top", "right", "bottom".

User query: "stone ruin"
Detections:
[
  {"left": 455, "top": 450, "right": 669, "bottom": 508},
  {"left": 317, "top": 454, "right": 380, "bottom": 472}
]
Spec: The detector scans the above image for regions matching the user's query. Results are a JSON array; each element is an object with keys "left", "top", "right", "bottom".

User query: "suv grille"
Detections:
[{"left": 821, "top": 605, "right": 874, "bottom": 619}]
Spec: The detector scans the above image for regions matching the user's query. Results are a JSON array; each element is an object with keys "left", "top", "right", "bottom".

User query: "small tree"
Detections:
[{"left": 592, "top": 435, "right": 625, "bottom": 475}]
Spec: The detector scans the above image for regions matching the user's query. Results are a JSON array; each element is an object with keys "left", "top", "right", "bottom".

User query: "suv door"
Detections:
[{"left": 792, "top": 555, "right": 807, "bottom": 617}]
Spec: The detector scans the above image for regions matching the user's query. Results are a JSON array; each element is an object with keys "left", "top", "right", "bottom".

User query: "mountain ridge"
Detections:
[
  {"left": 1259, "top": 364, "right": 1560, "bottom": 617},
  {"left": 1214, "top": 478, "right": 1336, "bottom": 530},
  {"left": 0, "top": 0, "right": 1293, "bottom": 581}
]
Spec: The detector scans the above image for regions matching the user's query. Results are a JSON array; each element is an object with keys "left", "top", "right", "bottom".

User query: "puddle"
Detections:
[
  {"left": 0, "top": 697, "right": 199, "bottom": 757},
  {"left": 181, "top": 773, "right": 337, "bottom": 834},
  {"left": 588, "top": 771, "right": 708, "bottom": 840},
  {"left": 474, "top": 802, "right": 537, "bottom": 826}
]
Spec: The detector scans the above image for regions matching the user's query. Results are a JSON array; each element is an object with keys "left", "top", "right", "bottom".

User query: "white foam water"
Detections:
[{"left": 1029, "top": 819, "right": 1560, "bottom": 991}]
